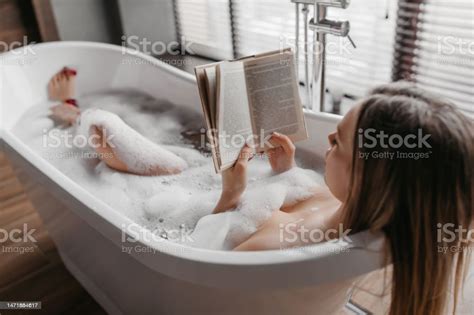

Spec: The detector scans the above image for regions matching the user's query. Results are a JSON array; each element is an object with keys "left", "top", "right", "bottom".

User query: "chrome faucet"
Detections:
[{"left": 292, "top": 0, "right": 354, "bottom": 111}]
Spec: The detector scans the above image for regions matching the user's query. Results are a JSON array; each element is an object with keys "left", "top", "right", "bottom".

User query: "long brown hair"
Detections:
[{"left": 341, "top": 82, "right": 473, "bottom": 314}]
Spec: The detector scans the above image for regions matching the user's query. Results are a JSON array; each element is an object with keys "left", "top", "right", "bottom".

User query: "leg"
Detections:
[
  {"left": 90, "top": 126, "right": 129, "bottom": 173},
  {"left": 89, "top": 122, "right": 186, "bottom": 176},
  {"left": 47, "top": 67, "right": 186, "bottom": 176}
]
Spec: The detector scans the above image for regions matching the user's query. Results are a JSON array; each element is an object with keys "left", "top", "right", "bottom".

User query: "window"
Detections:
[
  {"left": 175, "top": 0, "right": 233, "bottom": 60},
  {"left": 175, "top": 0, "right": 473, "bottom": 116},
  {"left": 231, "top": 1, "right": 306, "bottom": 84},
  {"left": 232, "top": 0, "right": 398, "bottom": 98},
  {"left": 394, "top": 0, "right": 474, "bottom": 117},
  {"left": 325, "top": 0, "right": 398, "bottom": 98}
]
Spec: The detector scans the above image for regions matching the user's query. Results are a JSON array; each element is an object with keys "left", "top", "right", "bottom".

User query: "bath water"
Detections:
[{"left": 13, "top": 89, "right": 325, "bottom": 250}]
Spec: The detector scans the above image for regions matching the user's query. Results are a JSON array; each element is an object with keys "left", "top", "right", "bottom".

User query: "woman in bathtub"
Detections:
[
  {"left": 218, "top": 84, "right": 473, "bottom": 315},
  {"left": 50, "top": 68, "right": 472, "bottom": 314}
]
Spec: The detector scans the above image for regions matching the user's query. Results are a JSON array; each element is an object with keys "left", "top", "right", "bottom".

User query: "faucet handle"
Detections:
[
  {"left": 347, "top": 34, "right": 357, "bottom": 48},
  {"left": 309, "top": 19, "right": 350, "bottom": 37},
  {"left": 314, "top": 0, "right": 350, "bottom": 9}
]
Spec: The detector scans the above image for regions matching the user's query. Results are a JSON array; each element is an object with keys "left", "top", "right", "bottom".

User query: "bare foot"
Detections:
[
  {"left": 48, "top": 67, "right": 76, "bottom": 101},
  {"left": 91, "top": 125, "right": 184, "bottom": 176},
  {"left": 47, "top": 67, "right": 79, "bottom": 125}
]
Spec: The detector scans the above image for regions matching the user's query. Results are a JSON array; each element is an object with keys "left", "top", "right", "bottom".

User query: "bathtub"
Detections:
[{"left": 0, "top": 42, "right": 385, "bottom": 315}]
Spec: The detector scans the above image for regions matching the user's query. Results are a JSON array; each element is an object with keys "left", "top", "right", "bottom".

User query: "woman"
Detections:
[
  {"left": 215, "top": 82, "right": 473, "bottom": 314},
  {"left": 52, "top": 67, "right": 472, "bottom": 313}
]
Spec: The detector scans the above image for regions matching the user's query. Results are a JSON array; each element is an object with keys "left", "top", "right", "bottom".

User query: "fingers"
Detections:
[
  {"left": 234, "top": 144, "right": 253, "bottom": 170},
  {"left": 270, "top": 132, "right": 295, "bottom": 155}
]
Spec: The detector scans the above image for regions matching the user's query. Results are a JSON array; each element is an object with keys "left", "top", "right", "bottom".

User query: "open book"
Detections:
[{"left": 195, "top": 48, "right": 308, "bottom": 173}]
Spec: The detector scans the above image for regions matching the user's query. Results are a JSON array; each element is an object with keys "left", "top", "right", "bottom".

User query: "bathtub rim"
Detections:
[{"left": 0, "top": 41, "right": 385, "bottom": 267}]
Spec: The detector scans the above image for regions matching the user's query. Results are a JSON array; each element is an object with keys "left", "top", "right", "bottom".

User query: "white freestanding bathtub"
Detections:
[{"left": 0, "top": 42, "right": 385, "bottom": 315}]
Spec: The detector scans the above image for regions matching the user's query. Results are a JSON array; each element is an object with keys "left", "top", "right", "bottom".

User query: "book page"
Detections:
[
  {"left": 194, "top": 66, "right": 220, "bottom": 172},
  {"left": 217, "top": 62, "right": 253, "bottom": 171},
  {"left": 243, "top": 51, "right": 307, "bottom": 150},
  {"left": 204, "top": 67, "right": 217, "bottom": 129}
]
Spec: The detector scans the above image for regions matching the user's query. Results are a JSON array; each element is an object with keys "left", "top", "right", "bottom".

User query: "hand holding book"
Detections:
[
  {"left": 195, "top": 48, "right": 308, "bottom": 173},
  {"left": 212, "top": 132, "right": 297, "bottom": 214}
]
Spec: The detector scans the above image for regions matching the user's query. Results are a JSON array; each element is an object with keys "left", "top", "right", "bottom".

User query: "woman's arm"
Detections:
[
  {"left": 213, "top": 133, "right": 295, "bottom": 213},
  {"left": 213, "top": 144, "right": 253, "bottom": 214}
]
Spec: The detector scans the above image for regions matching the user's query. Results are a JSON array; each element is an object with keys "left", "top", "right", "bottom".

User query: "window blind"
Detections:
[
  {"left": 175, "top": 0, "right": 234, "bottom": 60},
  {"left": 231, "top": 1, "right": 308, "bottom": 80},
  {"left": 394, "top": 0, "right": 474, "bottom": 116},
  {"left": 325, "top": 0, "right": 398, "bottom": 98},
  {"left": 232, "top": 0, "right": 399, "bottom": 99}
]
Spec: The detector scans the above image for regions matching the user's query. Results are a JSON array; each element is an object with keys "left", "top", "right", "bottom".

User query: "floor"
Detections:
[
  {"left": 0, "top": 149, "right": 392, "bottom": 314},
  {"left": 0, "top": 151, "right": 106, "bottom": 314}
]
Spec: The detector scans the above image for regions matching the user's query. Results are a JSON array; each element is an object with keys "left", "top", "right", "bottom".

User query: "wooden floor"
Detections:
[
  {"left": 0, "top": 151, "right": 106, "bottom": 314},
  {"left": 0, "top": 149, "right": 393, "bottom": 315}
]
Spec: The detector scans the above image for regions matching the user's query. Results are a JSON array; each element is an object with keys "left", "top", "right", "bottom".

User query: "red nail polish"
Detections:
[
  {"left": 65, "top": 99, "right": 78, "bottom": 107},
  {"left": 63, "top": 67, "right": 77, "bottom": 76}
]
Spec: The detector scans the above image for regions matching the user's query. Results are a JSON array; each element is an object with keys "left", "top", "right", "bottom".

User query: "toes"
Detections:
[
  {"left": 48, "top": 67, "right": 77, "bottom": 100},
  {"left": 63, "top": 67, "right": 77, "bottom": 79},
  {"left": 50, "top": 67, "right": 77, "bottom": 85},
  {"left": 65, "top": 67, "right": 77, "bottom": 76},
  {"left": 49, "top": 74, "right": 58, "bottom": 86}
]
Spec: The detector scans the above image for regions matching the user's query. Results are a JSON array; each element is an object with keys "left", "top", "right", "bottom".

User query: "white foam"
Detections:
[
  {"left": 13, "top": 89, "right": 324, "bottom": 250},
  {"left": 77, "top": 108, "right": 188, "bottom": 174}
]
